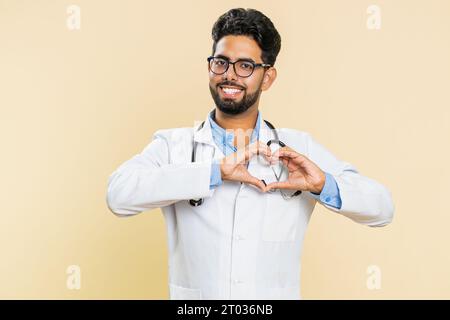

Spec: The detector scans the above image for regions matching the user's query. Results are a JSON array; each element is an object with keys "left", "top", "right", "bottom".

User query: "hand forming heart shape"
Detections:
[{"left": 219, "top": 141, "right": 326, "bottom": 194}]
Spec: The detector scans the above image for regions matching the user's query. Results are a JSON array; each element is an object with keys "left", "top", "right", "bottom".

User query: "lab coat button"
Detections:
[
  {"left": 234, "top": 235, "right": 244, "bottom": 241},
  {"left": 232, "top": 279, "right": 243, "bottom": 284}
]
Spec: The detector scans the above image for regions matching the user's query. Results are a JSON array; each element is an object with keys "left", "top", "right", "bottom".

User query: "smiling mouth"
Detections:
[{"left": 219, "top": 85, "right": 244, "bottom": 98}]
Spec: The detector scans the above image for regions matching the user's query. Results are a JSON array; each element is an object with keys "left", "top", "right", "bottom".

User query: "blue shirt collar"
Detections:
[{"left": 208, "top": 109, "right": 261, "bottom": 153}]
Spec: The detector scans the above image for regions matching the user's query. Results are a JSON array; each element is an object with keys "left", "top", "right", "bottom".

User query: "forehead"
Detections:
[{"left": 214, "top": 35, "right": 262, "bottom": 61}]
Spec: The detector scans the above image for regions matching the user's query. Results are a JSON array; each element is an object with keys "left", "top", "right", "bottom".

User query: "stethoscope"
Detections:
[{"left": 189, "top": 119, "right": 302, "bottom": 206}]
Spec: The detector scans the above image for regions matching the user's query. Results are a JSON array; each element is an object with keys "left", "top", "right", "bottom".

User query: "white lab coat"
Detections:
[{"left": 106, "top": 110, "right": 394, "bottom": 300}]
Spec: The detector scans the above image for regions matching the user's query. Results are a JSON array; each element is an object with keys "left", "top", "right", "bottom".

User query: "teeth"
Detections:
[{"left": 222, "top": 87, "right": 242, "bottom": 94}]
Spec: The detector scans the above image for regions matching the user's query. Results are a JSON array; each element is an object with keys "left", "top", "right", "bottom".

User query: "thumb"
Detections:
[
  {"left": 265, "top": 181, "right": 292, "bottom": 191},
  {"left": 246, "top": 176, "right": 269, "bottom": 193}
]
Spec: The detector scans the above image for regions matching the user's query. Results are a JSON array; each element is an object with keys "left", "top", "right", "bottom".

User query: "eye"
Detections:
[
  {"left": 214, "top": 59, "right": 227, "bottom": 66},
  {"left": 238, "top": 61, "right": 253, "bottom": 70}
]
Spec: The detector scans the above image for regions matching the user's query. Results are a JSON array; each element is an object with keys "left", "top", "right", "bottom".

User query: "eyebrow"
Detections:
[{"left": 214, "top": 54, "right": 256, "bottom": 63}]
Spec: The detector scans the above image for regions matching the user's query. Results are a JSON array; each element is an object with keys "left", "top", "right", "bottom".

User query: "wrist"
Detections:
[{"left": 311, "top": 172, "right": 326, "bottom": 194}]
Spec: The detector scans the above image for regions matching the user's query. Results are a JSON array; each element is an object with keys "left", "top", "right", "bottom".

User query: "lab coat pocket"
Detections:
[
  {"left": 169, "top": 283, "right": 202, "bottom": 300},
  {"left": 261, "top": 174, "right": 301, "bottom": 242}
]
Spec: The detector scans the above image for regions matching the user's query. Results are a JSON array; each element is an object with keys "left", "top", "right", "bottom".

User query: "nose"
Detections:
[{"left": 222, "top": 63, "right": 238, "bottom": 81}]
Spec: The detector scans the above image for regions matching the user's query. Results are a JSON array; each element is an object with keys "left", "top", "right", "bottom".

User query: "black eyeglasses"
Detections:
[{"left": 207, "top": 56, "right": 271, "bottom": 78}]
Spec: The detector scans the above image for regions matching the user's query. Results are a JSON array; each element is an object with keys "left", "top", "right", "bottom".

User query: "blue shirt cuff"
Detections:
[
  {"left": 209, "top": 161, "right": 223, "bottom": 189},
  {"left": 310, "top": 172, "right": 342, "bottom": 209}
]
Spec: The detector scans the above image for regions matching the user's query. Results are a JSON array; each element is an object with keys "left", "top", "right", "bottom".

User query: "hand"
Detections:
[
  {"left": 220, "top": 141, "right": 274, "bottom": 192},
  {"left": 265, "top": 146, "right": 326, "bottom": 194}
]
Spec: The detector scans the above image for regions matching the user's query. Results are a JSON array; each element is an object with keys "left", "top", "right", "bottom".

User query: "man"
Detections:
[{"left": 106, "top": 8, "right": 394, "bottom": 300}]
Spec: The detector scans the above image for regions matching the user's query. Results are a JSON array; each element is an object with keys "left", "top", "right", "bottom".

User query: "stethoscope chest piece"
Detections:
[{"left": 189, "top": 198, "right": 204, "bottom": 206}]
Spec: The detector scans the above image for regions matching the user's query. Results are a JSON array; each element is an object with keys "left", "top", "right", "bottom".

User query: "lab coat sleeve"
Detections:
[
  {"left": 306, "top": 133, "right": 394, "bottom": 227},
  {"left": 106, "top": 130, "right": 214, "bottom": 216}
]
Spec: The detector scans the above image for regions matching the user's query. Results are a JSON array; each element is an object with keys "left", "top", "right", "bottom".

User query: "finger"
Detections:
[
  {"left": 269, "top": 153, "right": 290, "bottom": 164},
  {"left": 265, "top": 181, "right": 293, "bottom": 191},
  {"left": 260, "top": 148, "right": 277, "bottom": 165},
  {"left": 271, "top": 148, "right": 291, "bottom": 158},
  {"left": 257, "top": 141, "right": 276, "bottom": 163},
  {"left": 269, "top": 147, "right": 287, "bottom": 164},
  {"left": 273, "top": 155, "right": 291, "bottom": 165},
  {"left": 280, "top": 157, "right": 290, "bottom": 166},
  {"left": 271, "top": 149, "right": 304, "bottom": 163},
  {"left": 270, "top": 147, "right": 283, "bottom": 160},
  {"left": 246, "top": 141, "right": 271, "bottom": 162},
  {"left": 246, "top": 175, "right": 268, "bottom": 192},
  {"left": 255, "top": 141, "right": 272, "bottom": 156}
]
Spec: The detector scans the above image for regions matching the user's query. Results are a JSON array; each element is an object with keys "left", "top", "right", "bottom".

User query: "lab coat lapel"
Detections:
[{"left": 192, "top": 109, "right": 221, "bottom": 163}]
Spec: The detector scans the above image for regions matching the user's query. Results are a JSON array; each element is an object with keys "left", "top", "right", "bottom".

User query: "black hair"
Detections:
[{"left": 211, "top": 8, "right": 281, "bottom": 66}]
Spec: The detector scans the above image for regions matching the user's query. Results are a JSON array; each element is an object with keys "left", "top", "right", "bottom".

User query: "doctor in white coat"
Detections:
[{"left": 106, "top": 8, "right": 394, "bottom": 300}]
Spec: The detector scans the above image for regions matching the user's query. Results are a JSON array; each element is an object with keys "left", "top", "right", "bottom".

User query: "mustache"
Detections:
[{"left": 217, "top": 81, "right": 245, "bottom": 90}]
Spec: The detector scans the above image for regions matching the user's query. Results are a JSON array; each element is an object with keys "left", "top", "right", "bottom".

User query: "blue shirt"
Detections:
[{"left": 207, "top": 110, "right": 342, "bottom": 209}]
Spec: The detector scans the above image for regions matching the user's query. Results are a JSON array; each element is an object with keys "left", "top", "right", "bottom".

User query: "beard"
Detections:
[{"left": 209, "top": 80, "right": 263, "bottom": 115}]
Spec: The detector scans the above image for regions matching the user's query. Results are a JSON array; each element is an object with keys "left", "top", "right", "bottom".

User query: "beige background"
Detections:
[{"left": 1, "top": 0, "right": 449, "bottom": 299}]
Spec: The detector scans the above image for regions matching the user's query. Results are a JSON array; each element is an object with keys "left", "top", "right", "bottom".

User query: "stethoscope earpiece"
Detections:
[{"left": 267, "top": 139, "right": 286, "bottom": 148}]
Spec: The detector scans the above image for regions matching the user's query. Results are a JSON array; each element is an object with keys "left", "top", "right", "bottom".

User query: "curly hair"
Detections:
[{"left": 211, "top": 8, "right": 281, "bottom": 66}]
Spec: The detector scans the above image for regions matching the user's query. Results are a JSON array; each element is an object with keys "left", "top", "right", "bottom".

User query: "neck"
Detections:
[
  {"left": 213, "top": 105, "right": 259, "bottom": 147},
  {"left": 214, "top": 106, "right": 259, "bottom": 131}
]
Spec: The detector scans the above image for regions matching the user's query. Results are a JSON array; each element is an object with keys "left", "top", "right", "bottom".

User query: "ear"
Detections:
[{"left": 261, "top": 67, "right": 277, "bottom": 91}]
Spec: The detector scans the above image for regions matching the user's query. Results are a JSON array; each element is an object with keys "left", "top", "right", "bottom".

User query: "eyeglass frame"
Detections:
[{"left": 207, "top": 55, "right": 272, "bottom": 78}]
